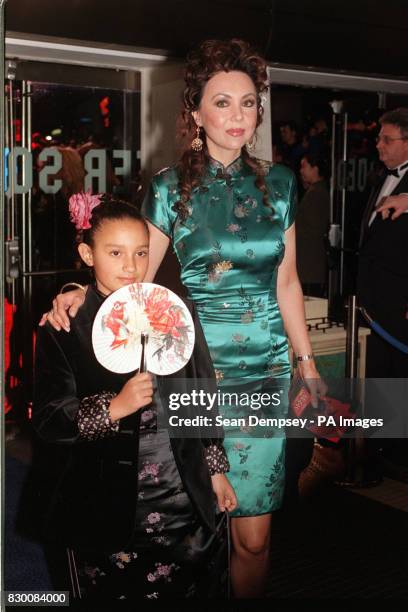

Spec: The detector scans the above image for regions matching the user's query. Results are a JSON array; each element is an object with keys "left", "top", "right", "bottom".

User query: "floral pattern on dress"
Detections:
[
  {"left": 143, "top": 511, "right": 167, "bottom": 543},
  {"left": 75, "top": 402, "right": 215, "bottom": 600},
  {"left": 226, "top": 222, "right": 248, "bottom": 242},
  {"left": 232, "top": 333, "right": 250, "bottom": 354},
  {"left": 138, "top": 461, "right": 162, "bottom": 483},
  {"left": 265, "top": 449, "right": 285, "bottom": 503},
  {"left": 141, "top": 409, "right": 154, "bottom": 423},
  {"left": 147, "top": 562, "right": 179, "bottom": 584},
  {"left": 214, "top": 369, "right": 224, "bottom": 384},
  {"left": 110, "top": 552, "right": 138, "bottom": 569},
  {"left": 208, "top": 260, "right": 233, "bottom": 284},
  {"left": 82, "top": 564, "right": 106, "bottom": 585},
  {"left": 231, "top": 442, "right": 252, "bottom": 465}
]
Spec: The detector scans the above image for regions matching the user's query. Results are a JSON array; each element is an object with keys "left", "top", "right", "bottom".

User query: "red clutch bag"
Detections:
[{"left": 289, "top": 374, "right": 353, "bottom": 442}]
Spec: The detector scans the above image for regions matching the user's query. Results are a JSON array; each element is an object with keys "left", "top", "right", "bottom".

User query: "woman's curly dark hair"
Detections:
[{"left": 174, "top": 39, "right": 270, "bottom": 220}]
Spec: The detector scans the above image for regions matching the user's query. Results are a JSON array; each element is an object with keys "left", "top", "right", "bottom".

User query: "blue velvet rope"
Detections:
[{"left": 361, "top": 309, "right": 408, "bottom": 355}]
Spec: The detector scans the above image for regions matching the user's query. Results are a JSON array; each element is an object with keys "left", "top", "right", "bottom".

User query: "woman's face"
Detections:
[{"left": 192, "top": 70, "right": 258, "bottom": 165}]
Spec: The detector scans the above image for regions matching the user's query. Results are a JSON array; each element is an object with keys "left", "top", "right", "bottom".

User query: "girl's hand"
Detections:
[
  {"left": 39, "top": 288, "right": 88, "bottom": 332},
  {"left": 109, "top": 372, "right": 154, "bottom": 421},
  {"left": 297, "top": 360, "right": 328, "bottom": 408},
  {"left": 210, "top": 473, "right": 237, "bottom": 513}
]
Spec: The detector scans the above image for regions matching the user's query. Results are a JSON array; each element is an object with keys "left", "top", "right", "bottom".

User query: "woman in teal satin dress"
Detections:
[
  {"left": 142, "top": 39, "right": 323, "bottom": 598},
  {"left": 143, "top": 157, "right": 294, "bottom": 509}
]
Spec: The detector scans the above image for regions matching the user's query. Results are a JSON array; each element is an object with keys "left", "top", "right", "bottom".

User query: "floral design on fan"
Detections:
[
  {"left": 101, "top": 300, "right": 129, "bottom": 349},
  {"left": 143, "top": 287, "right": 191, "bottom": 360}
]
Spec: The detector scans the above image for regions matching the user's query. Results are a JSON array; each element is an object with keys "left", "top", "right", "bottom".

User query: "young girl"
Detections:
[{"left": 33, "top": 194, "right": 236, "bottom": 602}]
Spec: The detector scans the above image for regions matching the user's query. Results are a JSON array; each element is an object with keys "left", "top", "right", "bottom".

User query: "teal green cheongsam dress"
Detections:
[{"left": 143, "top": 156, "right": 296, "bottom": 517}]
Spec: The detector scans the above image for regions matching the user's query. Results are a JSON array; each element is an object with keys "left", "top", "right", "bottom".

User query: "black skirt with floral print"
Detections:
[{"left": 75, "top": 406, "right": 220, "bottom": 601}]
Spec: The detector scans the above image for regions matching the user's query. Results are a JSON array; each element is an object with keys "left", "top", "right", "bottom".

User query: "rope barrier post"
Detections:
[
  {"left": 345, "top": 295, "right": 358, "bottom": 379},
  {"left": 344, "top": 296, "right": 367, "bottom": 485},
  {"left": 341, "top": 296, "right": 379, "bottom": 487}
]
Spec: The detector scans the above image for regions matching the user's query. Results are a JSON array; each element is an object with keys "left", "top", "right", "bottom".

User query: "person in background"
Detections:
[
  {"left": 308, "top": 117, "right": 330, "bottom": 159},
  {"left": 279, "top": 120, "right": 307, "bottom": 172},
  {"left": 358, "top": 107, "right": 408, "bottom": 480},
  {"left": 296, "top": 154, "right": 330, "bottom": 297}
]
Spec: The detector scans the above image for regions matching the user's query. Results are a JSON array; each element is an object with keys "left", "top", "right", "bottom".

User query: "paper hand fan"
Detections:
[{"left": 92, "top": 283, "right": 195, "bottom": 375}]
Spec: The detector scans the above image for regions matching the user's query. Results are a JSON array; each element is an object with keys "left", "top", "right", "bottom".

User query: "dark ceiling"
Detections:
[{"left": 6, "top": 0, "right": 408, "bottom": 78}]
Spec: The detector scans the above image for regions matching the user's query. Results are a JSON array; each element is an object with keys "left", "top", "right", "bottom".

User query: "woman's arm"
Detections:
[
  {"left": 39, "top": 287, "right": 88, "bottom": 331},
  {"left": 39, "top": 222, "right": 170, "bottom": 330},
  {"left": 277, "top": 224, "right": 312, "bottom": 356},
  {"left": 277, "top": 224, "right": 324, "bottom": 397}
]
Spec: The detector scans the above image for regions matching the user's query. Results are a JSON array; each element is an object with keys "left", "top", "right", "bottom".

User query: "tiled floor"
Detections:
[
  {"left": 350, "top": 478, "right": 408, "bottom": 513},
  {"left": 5, "top": 430, "right": 408, "bottom": 601},
  {"left": 268, "top": 483, "right": 408, "bottom": 599}
]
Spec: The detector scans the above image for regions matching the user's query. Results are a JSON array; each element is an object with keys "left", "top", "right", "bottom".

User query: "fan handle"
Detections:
[{"left": 139, "top": 332, "right": 149, "bottom": 373}]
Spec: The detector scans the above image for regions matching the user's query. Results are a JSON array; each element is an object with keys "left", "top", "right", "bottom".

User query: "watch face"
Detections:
[{"left": 92, "top": 282, "right": 195, "bottom": 375}]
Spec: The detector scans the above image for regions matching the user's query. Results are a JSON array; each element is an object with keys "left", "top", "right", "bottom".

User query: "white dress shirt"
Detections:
[{"left": 369, "top": 159, "right": 408, "bottom": 226}]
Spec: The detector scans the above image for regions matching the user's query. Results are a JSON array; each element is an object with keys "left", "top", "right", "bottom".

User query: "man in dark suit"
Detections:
[{"left": 358, "top": 107, "right": 408, "bottom": 476}]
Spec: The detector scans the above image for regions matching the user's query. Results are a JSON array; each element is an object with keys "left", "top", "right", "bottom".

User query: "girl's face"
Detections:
[
  {"left": 78, "top": 218, "right": 149, "bottom": 295},
  {"left": 192, "top": 70, "right": 258, "bottom": 166}
]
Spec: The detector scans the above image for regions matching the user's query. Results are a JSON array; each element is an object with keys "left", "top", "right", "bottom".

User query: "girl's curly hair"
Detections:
[{"left": 174, "top": 39, "right": 270, "bottom": 221}]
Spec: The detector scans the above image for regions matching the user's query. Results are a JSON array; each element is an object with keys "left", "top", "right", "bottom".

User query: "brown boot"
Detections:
[{"left": 299, "top": 443, "right": 345, "bottom": 498}]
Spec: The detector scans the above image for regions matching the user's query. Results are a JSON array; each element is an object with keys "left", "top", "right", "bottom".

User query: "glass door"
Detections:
[{"left": 4, "top": 60, "right": 141, "bottom": 423}]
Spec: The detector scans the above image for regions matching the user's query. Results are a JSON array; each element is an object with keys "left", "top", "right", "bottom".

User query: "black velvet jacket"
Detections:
[{"left": 33, "top": 285, "right": 222, "bottom": 553}]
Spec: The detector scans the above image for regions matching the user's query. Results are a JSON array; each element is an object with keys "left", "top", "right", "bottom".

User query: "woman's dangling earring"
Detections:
[
  {"left": 191, "top": 126, "right": 203, "bottom": 152},
  {"left": 246, "top": 136, "right": 255, "bottom": 151}
]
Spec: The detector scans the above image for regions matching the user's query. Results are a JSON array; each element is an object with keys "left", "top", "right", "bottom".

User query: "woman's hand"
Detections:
[
  {"left": 39, "top": 287, "right": 88, "bottom": 332},
  {"left": 210, "top": 473, "right": 237, "bottom": 513},
  {"left": 109, "top": 372, "right": 154, "bottom": 421},
  {"left": 297, "top": 360, "right": 327, "bottom": 408}
]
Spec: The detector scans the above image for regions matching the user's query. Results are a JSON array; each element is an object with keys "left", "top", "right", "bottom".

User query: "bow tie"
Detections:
[{"left": 385, "top": 161, "right": 408, "bottom": 178}]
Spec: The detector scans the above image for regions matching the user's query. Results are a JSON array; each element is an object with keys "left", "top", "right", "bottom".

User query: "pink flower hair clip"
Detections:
[{"left": 68, "top": 190, "right": 102, "bottom": 230}]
